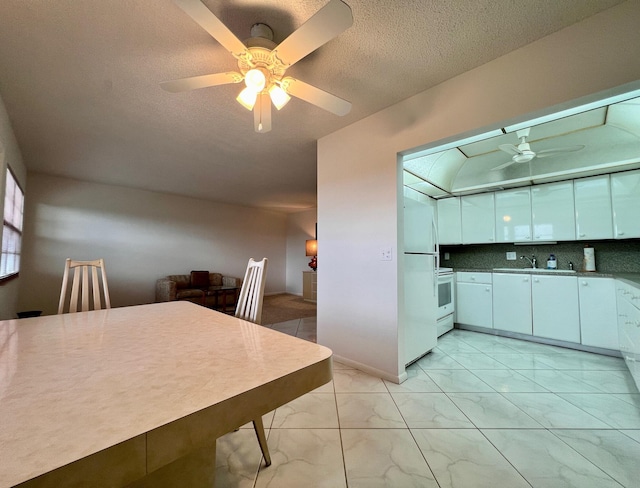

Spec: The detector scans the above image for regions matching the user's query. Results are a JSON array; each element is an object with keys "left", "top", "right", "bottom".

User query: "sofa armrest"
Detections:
[
  {"left": 156, "top": 278, "right": 177, "bottom": 302},
  {"left": 222, "top": 276, "right": 242, "bottom": 288}
]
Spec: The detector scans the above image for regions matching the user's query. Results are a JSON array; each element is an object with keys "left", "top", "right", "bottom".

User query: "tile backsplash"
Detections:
[{"left": 441, "top": 240, "right": 640, "bottom": 273}]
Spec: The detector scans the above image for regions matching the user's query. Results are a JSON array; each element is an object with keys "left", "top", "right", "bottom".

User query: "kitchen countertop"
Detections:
[{"left": 454, "top": 268, "right": 640, "bottom": 287}]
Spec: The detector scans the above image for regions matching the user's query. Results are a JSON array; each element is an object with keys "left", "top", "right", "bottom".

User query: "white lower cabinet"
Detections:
[
  {"left": 579, "top": 277, "right": 619, "bottom": 350},
  {"left": 456, "top": 272, "right": 492, "bottom": 328},
  {"left": 492, "top": 273, "right": 532, "bottom": 334},
  {"left": 616, "top": 281, "right": 640, "bottom": 390},
  {"left": 532, "top": 275, "right": 580, "bottom": 342}
]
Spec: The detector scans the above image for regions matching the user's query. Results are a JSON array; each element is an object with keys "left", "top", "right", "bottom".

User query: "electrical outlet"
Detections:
[
  {"left": 506, "top": 251, "right": 517, "bottom": 260},
  {"left": 444, "top": 252, "right": 450, "bottom": 260},
  {"left": 381, "top": 248, "right": 392, "bottom": 261}
]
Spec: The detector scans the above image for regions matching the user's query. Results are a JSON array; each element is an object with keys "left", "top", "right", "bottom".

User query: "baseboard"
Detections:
[{"left": 331, "top": 354, "right": 408, "bottom": 384}]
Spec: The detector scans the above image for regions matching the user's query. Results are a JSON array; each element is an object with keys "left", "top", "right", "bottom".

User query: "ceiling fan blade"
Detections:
[
  {"left": 271, "top": 0, "right": 353, "bottom": 68},
  {"left": 491, "top": 160, "right": 517, "bottom": 171},
  {"left": 498, "top": 144, "right": 521, "bottom": 156},
  {"left": 281, "top": 77, "right": 351, "bottom": 116},
  {"left": 160, "top": 71, "right": 243, "bottom": 93},
  {"left": 174, "top": 0, "right": 248, "bottom": 58},
  {"left": 254, "top": 93, "right": 272, "bottom": 133},
  {"left": 535, "top": 145, "right": 585, "bottom": 158}
]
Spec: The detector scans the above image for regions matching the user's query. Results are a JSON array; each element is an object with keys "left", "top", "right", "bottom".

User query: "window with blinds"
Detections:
[{"left": 1, "top": 168, "right": 24, "bottom": 280}]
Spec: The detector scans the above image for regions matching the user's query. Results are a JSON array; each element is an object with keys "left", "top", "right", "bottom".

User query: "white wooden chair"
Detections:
[
  {"left": 234, "top": 257, "right": 271, "bottom": 466},
  {"left": 58, "top": 258, "right": 111, "bottom": 314},
  {"left": 235, "top": 257, "right": 268, "bottom": 325}
]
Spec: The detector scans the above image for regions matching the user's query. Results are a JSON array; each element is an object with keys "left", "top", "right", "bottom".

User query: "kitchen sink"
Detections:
[{"left": 493, "top": 268, "right": 576, "bottom": 273}]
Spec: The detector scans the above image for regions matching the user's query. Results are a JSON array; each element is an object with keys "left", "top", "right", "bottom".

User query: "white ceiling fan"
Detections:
[
  {"left": 161, "top": 0, "right": 353, "bottom": 133},
  {"left": 491, "top": 128, "right": 585, "bottom": 171}
]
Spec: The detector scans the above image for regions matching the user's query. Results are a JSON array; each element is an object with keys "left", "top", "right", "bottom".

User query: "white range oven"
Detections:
[{"left": 437, "top": 267, "right": 455, "bottom": 337}]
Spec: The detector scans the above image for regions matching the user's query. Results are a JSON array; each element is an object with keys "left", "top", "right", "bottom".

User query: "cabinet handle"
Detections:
[
  {"left": 619, "top": 231, "right": 625, "bottom": 236},
  {"left": 485, "top": 287, "right": 490, "bottom": 292},
  {"left": 579, "top": 233, "right": 586, "bottom": 237},
  {"left": 471, "top": 277, "right": 476, "bottom": 281},
  {"left": 534, "top": 278, "right": 539, "bottom": 283},
  {"left": 581, "top": 281, "right": 588, "bottom": 286},
  {"left": 524, "top": 278, "right": 529, "bottom": 282},
  {"left": 625, "top": 356, "right": 636, "bottom": 362}
]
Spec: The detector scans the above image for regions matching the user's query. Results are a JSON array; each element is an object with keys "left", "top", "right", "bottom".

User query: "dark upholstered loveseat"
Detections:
[{"left": 155, "top": 271, "right": 242, "bottom": 310}]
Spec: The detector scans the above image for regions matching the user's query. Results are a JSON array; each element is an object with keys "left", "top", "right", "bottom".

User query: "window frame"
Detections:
[{"left": 1, "top": 166, "right": 24, "bottom": 284}]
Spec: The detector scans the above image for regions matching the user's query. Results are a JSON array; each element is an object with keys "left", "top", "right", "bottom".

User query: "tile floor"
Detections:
[{"left": 215, "top": 317, "right": 640, "bottom": 487}]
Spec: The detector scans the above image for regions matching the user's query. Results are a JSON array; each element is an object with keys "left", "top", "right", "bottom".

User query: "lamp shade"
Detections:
[{"left": 305, "top": 239, "right": 318, "bottom": 256}]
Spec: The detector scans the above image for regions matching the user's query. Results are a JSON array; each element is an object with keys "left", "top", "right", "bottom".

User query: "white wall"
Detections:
[
  {"left": 317, "top": 1, "right": 640, "bottom": 382},
  {"left": 0, "top": 92, "right": 27, "bottom": 320},
  {"left": 18, "top": 173, "right": 288, "bottom": 316},
  {"left": 285, "top": 208, "right": 317, "bottom": 295}
]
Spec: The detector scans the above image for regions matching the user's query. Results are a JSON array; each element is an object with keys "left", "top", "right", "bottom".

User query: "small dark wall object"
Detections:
[{"left": 17, "top": 310, "right": 42, "bottom": 319}]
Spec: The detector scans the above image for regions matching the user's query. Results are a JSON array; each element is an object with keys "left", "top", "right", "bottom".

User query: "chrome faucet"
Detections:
[{"left": 520, "top": 255, "right": 537, "bottom": 268}]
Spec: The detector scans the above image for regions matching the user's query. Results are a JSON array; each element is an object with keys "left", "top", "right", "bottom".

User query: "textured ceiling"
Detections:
[{"left": 0, "top": 0, "right": 624, "bottom": 211}]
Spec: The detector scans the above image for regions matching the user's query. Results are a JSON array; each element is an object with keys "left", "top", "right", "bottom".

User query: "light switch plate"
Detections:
[{"left": 506, "top": 251, "right": 517, "bottom": 260}]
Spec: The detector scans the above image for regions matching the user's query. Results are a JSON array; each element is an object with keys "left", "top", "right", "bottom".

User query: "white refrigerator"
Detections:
[{"left": 403, "top": 197, "right": 438, "bottom": 365}]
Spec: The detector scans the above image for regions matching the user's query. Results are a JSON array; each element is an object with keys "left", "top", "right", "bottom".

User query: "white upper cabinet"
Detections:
[
  {"left": 437, "top": 197, "right": 462, "bottom": 245},
  {"left": 612, "top": 170, "right": 640, "bottom": 239},
  {"left": 574, "top": 175, "right": 613, "bottom": 240},
  {"left": 531, "top": 181, "right": 576, "bottom": 241},
  {"left": 495, "top": 188, "right": 531, "bottom": 242},
  {"left": 461, "top": 193, "right": 495, "bottom": 244}
]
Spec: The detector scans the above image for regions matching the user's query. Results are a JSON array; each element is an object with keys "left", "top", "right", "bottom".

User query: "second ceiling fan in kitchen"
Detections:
[
  {"left": 491, "top": 128, "right": 585, "bottom": 171},
  {"left": 161, "top": 0, "right": 353, "bottom": 133}
]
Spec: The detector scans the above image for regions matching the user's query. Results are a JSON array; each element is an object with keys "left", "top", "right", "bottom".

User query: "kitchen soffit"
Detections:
[{"left": 403, "top": 94, "right": 640, "bottom": 198}]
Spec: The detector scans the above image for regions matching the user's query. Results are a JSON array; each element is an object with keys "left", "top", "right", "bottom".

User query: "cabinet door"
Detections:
[
  {"left": 461, "top": 193, "right": 496, "bottom": 244},
  {"left": 437, "top": 197, "right": 462, "bottom": 244},
  {"left": 579, "top": 278, "right": 618, "bottom": 349},
  {"left": 531, "top": 181, "right": 575, "bottom": 241},
  {"left": 532, "top": 275, "right": 580, "bottom": 342},
  {"left": 495, "top": 188, "right": 532, "bottom": 242},
  {"left": 493, "top": 273, "right": 532, "bottom": 334},
  {"left": 456, "top": 282, "right": 493, "bottom": 328},
  {"left": 574, "top": 175, "right": 613, "bottom": 240},
  {"left": 612, "top": 170, "right": 640, "bottom": 239}
]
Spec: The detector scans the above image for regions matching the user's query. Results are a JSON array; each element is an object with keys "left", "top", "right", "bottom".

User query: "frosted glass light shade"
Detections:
[
  {"left": 236, "top": 87, "right": 258, "bottom": 110},
  {"left": 305, "top": 239, "right": 318, "bottom": 256},
  {"left": 269, "top": 85, "right": 291, "bottom": 110},
  {"left": 245, "top": 69, "right": 266, "bottom": 92}
]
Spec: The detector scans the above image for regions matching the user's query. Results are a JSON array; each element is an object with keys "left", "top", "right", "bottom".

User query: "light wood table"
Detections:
[{"left": 0, "top": 302, "right": 332, "bottom": 487}]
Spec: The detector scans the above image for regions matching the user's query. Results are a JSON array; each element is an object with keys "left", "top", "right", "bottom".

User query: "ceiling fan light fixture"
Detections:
[
  {"left": 269, "top": 85, "right": 291, "bottom": 110},
  {"left": 236, "top": 87, "right": 258, "bottom": 110},
  {"left": 244, "top": 68, "right": 266, "bottom": 92}
]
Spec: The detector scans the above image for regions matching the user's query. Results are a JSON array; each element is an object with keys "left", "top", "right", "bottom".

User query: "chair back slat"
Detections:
[
  {"left": 235, "top": 258, "right": 268, "bottom": 324},
  {"left": 58, "top": 258, "right": 111, "bottom": 314}
]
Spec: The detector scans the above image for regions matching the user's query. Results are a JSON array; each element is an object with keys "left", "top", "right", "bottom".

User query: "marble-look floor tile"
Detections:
[
  {"left": 435, "top": 340, "right": 481, "bottom": 354},
  {"left": 563, "top": 369, "right": 639, "bottom": 394},
  {"left": 254, "top": 429, "right": 346, "bottom": 488},
  {"left": 535, "top": 352, "right": 627, "bottom": 371},
  {"left": 341, "top": 429, "right": 438, "bottom": 487},
  {"left": 503, "top": 393, "right": 610, "bottom": 429},
  {"left": 384, "top": 368, "right": 441, "bottom": 393},
  {"left": 612, "top": 393, "right": 640, "bottom": 407},
  {"left": 445, "top": 352, "right": 509, "bottom": 369},
  {"left": 447, "top": 392, "right": 542, "bottom": 428},
  {"left": 489, "top": 352, "right": 556, "bottom": 370},
  {"left": 620, "top": 430, "right": 640, "bottom": 443},
  {"left": 336, "top": 393, "right": 406, "bottom": 429},
  {"left": 500, "top": 340, "right": 569, "bottom": 354},
  {"left": 425, "top": 370, "right": 494, "bottom": 393},
  {"left": 333, "top": 369, "right": 388, "bottom": 393},
  {"left": 412, "top": 429, "right": 530, "bottom": 488},
  {"left": 311, "top": 379, "right": 334, "bottom": 394},
  {"left": 516, "top": 369, "right": 602, "bottom": 393},
  {"left": 391, "top": 393, "right": 474, "bottom": 429},
  {"left": 415, "top": 350, "right": 465, "bottom": 370},
  {"left": 271, "top": 393, "right": 338, "bottom": 429},
  {"left": 216, "top": 429, "right": 262, "bottom": 488},
  {"left": 559, "top": 393, "right": 640, "bottom": 429},
  {"left": 470, "top": 369, "right": 549, "bottom": 393},
  {"left": 552, "top": 429, "right": 640, "bottom": 487},
  {"left": 482, "top": 429, "right": 621, "bottom": 487}
]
